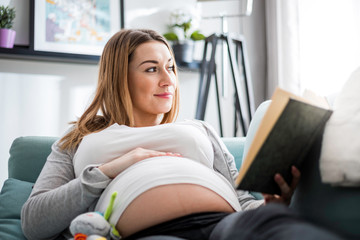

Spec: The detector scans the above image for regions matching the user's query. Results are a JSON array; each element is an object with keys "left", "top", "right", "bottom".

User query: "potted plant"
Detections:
[
  {"left": 163, "top": 9, "right": 205, "bottom": 64},
  {"left": 0, "top": 5, "right": 16, "bottom": 48}
]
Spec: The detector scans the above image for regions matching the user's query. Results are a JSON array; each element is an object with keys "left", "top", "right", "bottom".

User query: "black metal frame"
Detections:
[
  {"left": 195, "top": 33, "right": 255, "bottom": 136},
  {"left": 0, "top": 0, "right": 124, "bottom": 64}
]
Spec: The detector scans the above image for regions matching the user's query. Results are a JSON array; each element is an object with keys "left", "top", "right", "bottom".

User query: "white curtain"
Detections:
[
  {"left": 265, "top": 0, "right": 360, "bottom": 99},
  {"left": 265, "top": 0, "right": 301, "bottom": 98}
]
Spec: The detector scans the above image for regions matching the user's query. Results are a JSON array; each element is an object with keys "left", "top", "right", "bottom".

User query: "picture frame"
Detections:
[{"left": 28, "top": 0, "right": 124, "bottom": 63}]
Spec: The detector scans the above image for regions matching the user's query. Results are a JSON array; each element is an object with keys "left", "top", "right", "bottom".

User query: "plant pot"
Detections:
[
  {"left": 172, "top": 41, "right": 194, "bottom": 64},
  {"left": 0, "top": 29, "right": 16, "bottom": 48}
]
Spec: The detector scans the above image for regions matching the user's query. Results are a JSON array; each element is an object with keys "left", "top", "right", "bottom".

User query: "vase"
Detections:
[
  {"left": 172, "top": 41, "right": 194, "bottom": 64},
  {"left": 0, "top": 29, "right": 16, "bottom": 48}
]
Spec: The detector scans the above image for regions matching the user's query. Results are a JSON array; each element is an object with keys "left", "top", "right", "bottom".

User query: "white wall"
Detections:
[
  {"left": 0, "top": 0, "right": 266, "bottom": 188},
  {"left": 0, "top": 60, "right": 99, "bottom": 188}
]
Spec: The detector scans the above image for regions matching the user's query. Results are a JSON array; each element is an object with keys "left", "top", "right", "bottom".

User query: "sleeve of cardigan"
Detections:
[
  {"left": 197, "top": 120, "right": 264, "bottom": 211},
  {"left": 21, "top": 139, "right": 111, "bottom": 240}
]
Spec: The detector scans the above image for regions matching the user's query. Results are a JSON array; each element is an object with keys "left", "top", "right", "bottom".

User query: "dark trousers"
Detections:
[{"left": 125, "top": 203, "right": 344, "bottom": 240}]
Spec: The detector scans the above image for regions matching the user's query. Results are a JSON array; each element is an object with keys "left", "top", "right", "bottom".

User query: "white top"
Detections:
[
  {"left": 74, "top": 121, "right": 214, "bottom": 176},
  {"left": 73, "top": 121, "right": 241, "bottom": 225}
]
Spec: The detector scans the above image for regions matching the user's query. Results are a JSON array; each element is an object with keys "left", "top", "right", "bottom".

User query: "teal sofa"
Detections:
[
  {"left": 1, "top": 101, "right": 360, "bottom": 239},
  {"left": 0, "top": 136, "right": 247, "bottom": 240}
]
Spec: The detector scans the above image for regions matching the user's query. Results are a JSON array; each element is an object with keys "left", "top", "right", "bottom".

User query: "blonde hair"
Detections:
[{"left": 60, "top": 29, "right": 180, "bottom": 150}]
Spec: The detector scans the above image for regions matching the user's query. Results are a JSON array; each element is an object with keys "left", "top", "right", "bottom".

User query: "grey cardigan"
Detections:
[{"left": 21, "top": 120, "right": 263, "bottom": 240}]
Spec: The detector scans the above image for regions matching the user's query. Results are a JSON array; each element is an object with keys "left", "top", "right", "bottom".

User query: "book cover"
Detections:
[{"left": 235, "top": 88, "right": 333, "bottom": 195}]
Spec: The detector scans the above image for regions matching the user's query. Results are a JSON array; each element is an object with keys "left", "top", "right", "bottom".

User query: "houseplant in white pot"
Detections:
[
  {"left": 163, "top": 9, "right": 205, "bottom": 64},
  {"left": 0, "top": 5, "right": 16, "bottom": 48}
]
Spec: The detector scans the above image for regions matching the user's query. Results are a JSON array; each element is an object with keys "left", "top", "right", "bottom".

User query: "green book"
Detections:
[{"left": 235, "top": 88, "right": 333, "bottom": 195}]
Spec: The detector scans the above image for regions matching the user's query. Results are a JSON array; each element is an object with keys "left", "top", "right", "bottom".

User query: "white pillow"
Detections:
[{"left": 320, "top": 67, "right": 360, "bottom": 186}]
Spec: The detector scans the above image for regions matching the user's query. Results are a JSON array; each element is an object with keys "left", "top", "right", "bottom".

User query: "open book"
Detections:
[{"left": 235, "top": 87, "right": 333, "bottom": 195}]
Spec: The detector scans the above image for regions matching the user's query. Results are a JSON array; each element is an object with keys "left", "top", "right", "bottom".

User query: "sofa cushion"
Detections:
[
  {"left": 0, "top": 178, "right": 33, "bottom": 219},
  {"left": 0, "top": 178, "right": 33, "bottom": 240},
  {"left": 8, "top": 136, "right": 58, "bottom": 183},
  {"left": 222, "top": 137, "right": 246, "bottom": 169},
  {"left": 0, "top": 219, "right": 26, "bottom": 240},
  {"left": 242, "top": 100, "right": 271, "bottom": 160}
]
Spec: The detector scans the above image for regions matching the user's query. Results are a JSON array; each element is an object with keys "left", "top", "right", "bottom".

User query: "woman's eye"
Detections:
[
  {"left": 146, "top": 67, "right": 157, "bottom": 72},
  {"left": 167, "top": 66, "right": 175, "bottom": 72}
]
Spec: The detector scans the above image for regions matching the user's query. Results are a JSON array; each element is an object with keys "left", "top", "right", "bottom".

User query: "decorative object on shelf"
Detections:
[
  {"left": 33, "top": 0, "right": 122, "bottom": 56},
  {"left": 0, "top": 0, "right": 124, "bottom": 64},
  {"left": 163, "top": 9, "right": 205, "bottom": 64},
  {"left": 0, "top": 5, "right": 16, "bottom": 48}
]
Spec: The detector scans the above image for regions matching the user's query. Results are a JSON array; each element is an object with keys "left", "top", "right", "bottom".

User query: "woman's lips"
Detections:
[{"left": 154, "top": 93, "right": 173, "bottom": 98}]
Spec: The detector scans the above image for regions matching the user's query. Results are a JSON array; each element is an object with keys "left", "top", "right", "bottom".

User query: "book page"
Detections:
[{"left": 302, "top": 89, "right": 330, "bottom": 109}]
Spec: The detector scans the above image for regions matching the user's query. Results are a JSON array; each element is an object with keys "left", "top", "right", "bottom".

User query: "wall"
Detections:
[
  {"left": 0, "top": 60, "right": 99, "bottom": 189},
  {"left": 0, "top": 0, "right": 266, "bottom": 188}
]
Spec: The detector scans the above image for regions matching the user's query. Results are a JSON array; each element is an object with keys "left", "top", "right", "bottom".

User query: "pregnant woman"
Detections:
[{"left": 21, "top": 29, "right": 341, "bottom": 240}]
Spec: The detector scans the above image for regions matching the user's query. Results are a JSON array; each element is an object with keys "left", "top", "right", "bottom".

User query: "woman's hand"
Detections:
[
  {"left": 98, "top": 147, "right": 181, "bottom": 179},
  {"left": 262, "top": 166, "right": 301, "bottom": 205}
]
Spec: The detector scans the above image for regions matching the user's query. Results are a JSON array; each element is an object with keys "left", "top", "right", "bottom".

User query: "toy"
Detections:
[{"left": 69, "top": 191, "right": 121, "bottom": 240}]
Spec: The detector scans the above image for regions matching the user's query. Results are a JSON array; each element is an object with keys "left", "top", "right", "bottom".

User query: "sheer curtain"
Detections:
[
  {"left": 265, "top": 0, "right": 360, "bottom": 99},
  {"left": 265, "top": 0, "right": 301, "bottom": 97}
]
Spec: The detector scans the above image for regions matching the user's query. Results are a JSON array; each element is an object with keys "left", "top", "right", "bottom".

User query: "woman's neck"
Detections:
[{"left": 133, "top": 114, "right": 163, "bottom": 127}]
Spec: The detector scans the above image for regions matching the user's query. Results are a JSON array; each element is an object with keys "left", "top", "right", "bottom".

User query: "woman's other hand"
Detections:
[
  {"left": 262, "top": 166, "right": 301, "bottom": 205},
  {"left": 98, "top": 147, "right": 181, "bottom": 179}
]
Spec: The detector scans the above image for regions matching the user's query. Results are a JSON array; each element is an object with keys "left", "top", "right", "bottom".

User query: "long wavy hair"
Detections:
[{"left": 59, "top": 29, "right": 180, "bottom": 150}]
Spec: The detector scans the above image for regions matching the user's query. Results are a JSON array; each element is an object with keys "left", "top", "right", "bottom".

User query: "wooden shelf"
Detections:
[{"left": 0, "top": 45, "right": 99, "bottom": 64}]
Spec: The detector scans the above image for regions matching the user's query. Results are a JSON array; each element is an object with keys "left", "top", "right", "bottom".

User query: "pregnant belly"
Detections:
[{"left": 116, "top": 183, "right": 235, "bottom": 237}]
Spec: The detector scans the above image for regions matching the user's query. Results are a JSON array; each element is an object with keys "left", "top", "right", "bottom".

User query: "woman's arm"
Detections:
[
  {"left": 98, "top": 147, "right": 182, "bottom": 179},
  {"left": 21, "top": 140, "right": 111, "bottom": 240}
]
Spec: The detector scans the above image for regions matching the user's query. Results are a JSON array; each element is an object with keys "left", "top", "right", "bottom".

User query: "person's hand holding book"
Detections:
[{"left": 262, "top": 166, "right": 301, "bottom": 205}]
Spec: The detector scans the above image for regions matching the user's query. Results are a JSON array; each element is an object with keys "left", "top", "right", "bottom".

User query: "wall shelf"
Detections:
[{"left": 0, "top": 46, "right": 99, "bottom": 64}]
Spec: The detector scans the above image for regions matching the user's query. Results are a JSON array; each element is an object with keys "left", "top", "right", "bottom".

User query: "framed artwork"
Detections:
[{"left": 30, "top": 0, "right": 124, "bottom": 62}]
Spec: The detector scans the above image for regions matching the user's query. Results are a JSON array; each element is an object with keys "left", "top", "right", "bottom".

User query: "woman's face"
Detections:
[{"left": 128, "top": 41, "right": 176, "bottom": 126}]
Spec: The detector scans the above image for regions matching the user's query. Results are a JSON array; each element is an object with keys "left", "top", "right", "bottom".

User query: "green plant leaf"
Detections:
[
  {"left": 182, "top": 20, "right": 191, "bottom": 35},
  {"left": 190, "top": 31, "right": 206, "bottom": 41},
  {"left": 163, "top": 32, "right": 179, "bottom": 41},
  {"left": 0, "top": 5, "right": 16, "bottom": 29}
]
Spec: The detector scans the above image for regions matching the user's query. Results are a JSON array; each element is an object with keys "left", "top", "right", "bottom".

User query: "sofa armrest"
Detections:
[{"left": 222, "top": 137, "right": 246, "bottom": 170}]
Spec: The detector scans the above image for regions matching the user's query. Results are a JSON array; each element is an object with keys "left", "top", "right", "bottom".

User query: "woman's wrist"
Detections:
[{"left": 98, "top": 163, "right": 115, "bottom": 179}]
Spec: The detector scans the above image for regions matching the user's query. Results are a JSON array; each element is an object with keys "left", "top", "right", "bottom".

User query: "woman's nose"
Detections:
[{"left": 160, "top": 69, "right": 175, "bottom": 87}]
